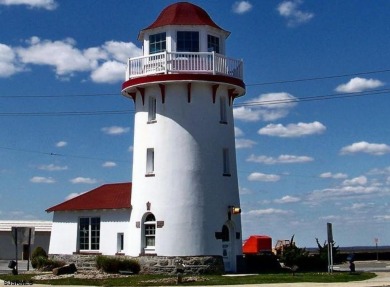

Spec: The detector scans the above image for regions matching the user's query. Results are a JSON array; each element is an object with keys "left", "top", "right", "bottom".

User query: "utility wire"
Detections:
[
  {"left": 0, "top": 145, "right": 130, "bottom": 163},
  {"left": 0, "top": 88, "right": 388, "bottom": 117},
  {"left": 246, "top": 68, "right": 390, "bottom": 86},
  {"left": 0, "top": 68, "right": 389, "bottom": 99}
]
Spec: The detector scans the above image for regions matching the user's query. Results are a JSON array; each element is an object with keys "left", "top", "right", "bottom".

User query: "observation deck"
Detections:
[{"left": 125, "top": 51, "right": 243, "bottom": 80}]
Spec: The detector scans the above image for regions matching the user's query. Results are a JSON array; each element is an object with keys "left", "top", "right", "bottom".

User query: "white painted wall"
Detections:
[
  {"left": 48, "top": 209, "right": 131, "bottom": 255},
  {"left": 129, "top": 81, "right": 242, "bottom": 258}
]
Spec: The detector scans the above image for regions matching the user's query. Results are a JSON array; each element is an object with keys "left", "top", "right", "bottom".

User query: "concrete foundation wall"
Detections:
[{"left": 49, "top": 254, "right": 224, "bottom": 274}]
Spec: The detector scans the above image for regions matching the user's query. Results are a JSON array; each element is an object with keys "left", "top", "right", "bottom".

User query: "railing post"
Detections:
[
  {"left": 212, "top": 52, "right": 216, "bottom": 75},
  {"left": 126, "top": 58, "right": 130, "bottom": 80},
  {"left": 164, "top": 51, "right": 168, "bottom": 74}
]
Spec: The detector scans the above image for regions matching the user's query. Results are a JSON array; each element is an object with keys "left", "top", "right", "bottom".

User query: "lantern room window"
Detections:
[
  {"left": 177, "top": 31, "right": 199, "bottom": 52},
  {"left": 208, "top": 35, "right": 220, "bottom": 53},
  {"left": 149, "top": 32, "right": 166, "bottom": 54}
]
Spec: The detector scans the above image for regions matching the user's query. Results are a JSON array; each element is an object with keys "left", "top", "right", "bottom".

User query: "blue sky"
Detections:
[{"left": 1, "top": 0, "right": 389, "bottom": 248}]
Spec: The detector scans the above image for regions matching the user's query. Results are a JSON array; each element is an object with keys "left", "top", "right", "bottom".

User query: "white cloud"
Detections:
[
  {"left": 65, "top": 192, "right": 80, "bottom": 200},
  {"left": 247, "top": 154, "right": 313, "bottom": 164},
  {"left": 90, "top": 60, "right": 126, "bottom": 84},
  {"left": 234, "top": 127, "right": 244, "bottom": 137},
  {"left": 232, "top": 1, "right": 252, "bottom": 14},
  {"left": 37, "top": 164, "right": 68, "bottom": 171},
  {"left": 307, "top": 185, "right": 382, "bottom": 202},
  {"left": 335, "top": 77, "right": 385, "bottom": 93},
  {"left": 340, "top": 141, "right": 390, "bottom": 156},
  {"left": 374, "top": 215, "right": 390, "bottom": 221},
  {"left": 246, "top": 208, "right": 290, "bottom": 216},
  {"left": 234, "top": 92, "right": 297, "bottom": 122},
  {"left": 4, "top": 37, "right": 141, "bottom": 83},
  {"left": 342, "top": 203, "right": 372, "bottom": 211},
  {"left": 235, "top": 138, "right": 257, "bottom": 149},
  {"left": 17, "top": 37, "right": 91, "bottom": 76},
  {"left": 70, "top": 177, "right": 97, "bottom": 184},
  {"left": 239, "top": 186, "right": 252, "bottom": 195},
  {"left": 320, "top": 172, "right": 348, "bottom": 179},
  {"left": 248, "top": 172, "right": 281, "bottom": 182},
  {"left": 0, "top": 44, "right": 24, "bottom": 77},
  {"left": 55, "top": 141, "right": 67, "bottom": 147},
  {"left": 101, "top": 126, "right": 130, "bottom": 135},
  {"left": 274, "top": 195, "right": 300, "bottom": 203},
  {"left": 342, "top": 176, "right": 368, "bottom": 186},
  {"left": 277, "top": 0, "right": 314, "bottom": 27},
  {"left": 258, "top": 121, "right": 326, "bottom": 137},
  {"left": 0, "top": 0, "right": 58, "bottom": 10},
  {"left": 30, "top": 176, "right": 55, "bottom": 183},
  {"left": 102, "top": 161, "right": 117, "bottom": 168}
]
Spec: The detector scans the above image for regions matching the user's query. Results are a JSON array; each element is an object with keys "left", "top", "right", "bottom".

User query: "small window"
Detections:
[
  {"left": 223, "top": 148, "right": 230, "bottom": 176},
  {"left": 208, "top": 35, "right": 220, "bottom": 53},
  {"left": 177, "top": 31, "right": 199, "bottom": 52},
  {"left": 149, "top": 32, "right": 166, "bottom": 54},
  {"left": 146, "top": 148, "right": 155, "bottom": 175},
  {"left": 117, "top": 233, "right": 124, "bottom": 253},
  {"left": 144, "top": 213, "right": 156, "bottom": 251},
  {"left": 220, "top": 96, "right": 227, "bottom": 124},
  {"left": 148, "top": 96, "right": 157, "bottom": 123},
  {"left": 79, "top": 217, "right": 100, "bottom": 251}
]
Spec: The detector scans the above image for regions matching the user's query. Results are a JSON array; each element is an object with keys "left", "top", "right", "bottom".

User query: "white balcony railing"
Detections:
[{"left": 126, "top": 51, "right": 243, "bottom": 80}]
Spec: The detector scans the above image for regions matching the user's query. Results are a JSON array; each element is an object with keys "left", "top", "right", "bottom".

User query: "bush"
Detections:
[
  {"left": 31, "top": 256, "right": 46, "bottom": 269},
  {"left": 31, "top": 246, "right": 47, "bottom": 260},
  {"left": 96, "top": 256, "right": 140, "bottom": 274}
]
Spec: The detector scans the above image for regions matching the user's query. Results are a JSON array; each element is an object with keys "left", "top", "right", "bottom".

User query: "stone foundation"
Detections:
[{"left": 49, "top": 254, "right": 224, "bottom": 274}]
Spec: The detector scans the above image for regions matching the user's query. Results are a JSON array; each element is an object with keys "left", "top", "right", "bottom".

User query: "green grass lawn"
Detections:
[{"left": 0, "top": 271, "right": 376, "bottom": 286}]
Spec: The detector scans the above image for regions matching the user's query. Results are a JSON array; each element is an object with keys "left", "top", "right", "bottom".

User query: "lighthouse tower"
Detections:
[{"left": 122, "top": 2, "right": 245, "bottom": 272}]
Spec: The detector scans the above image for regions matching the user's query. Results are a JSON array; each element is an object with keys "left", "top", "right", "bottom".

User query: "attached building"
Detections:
[{"left": 0, "top": 220, "right": 51, "bottom": 260}]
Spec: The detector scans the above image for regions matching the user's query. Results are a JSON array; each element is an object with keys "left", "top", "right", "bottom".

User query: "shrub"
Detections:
[
  {"left": 96, "top": 256, "right": 140, "bottom": 274},
  {"left": 280, "top": 235, "right": 309, "bottom": 268},
  {"left": 31, "top": 256, "right": 48, "bottom": 269},
  {"left": 31, "top": 246, "right": 48, "bottom": 260}
]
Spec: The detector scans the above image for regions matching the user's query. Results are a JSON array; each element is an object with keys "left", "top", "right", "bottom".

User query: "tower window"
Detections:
[
  {"left": 220, "top": 96, "right": 227, "bottom": 124},
  {"left": 143, "top": 213, "right": 156, "bottom": 252},
  {"left": 177, "top": 31, "right": 199, "bottom": 52},
  {"left": 149, "top": 32, "right": 166, "bottom": 54},
  {"left": 208, "top": 35, "right": 220, "bottom": 53},
  {"left": 223, "top": 148, "right": 231, "bottom": 176},
  {"left": 146, "top": 148, "right": 155, "bottom": 175},
  {"left": 148, "top": 96, "right": 157, "bottom": 123}
]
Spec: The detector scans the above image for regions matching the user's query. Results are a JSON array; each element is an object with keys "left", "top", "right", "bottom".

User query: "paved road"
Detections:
[
  {"left": 0, "top": 260, "right": 389, "bottom": 286},
  {"left": 0, "top": 260, "right": 32, "bottom": 274}
]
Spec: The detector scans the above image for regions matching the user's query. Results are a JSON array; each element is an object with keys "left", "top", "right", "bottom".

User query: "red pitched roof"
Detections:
[
  {"left": 140, "top": 2, "right": 229, "bottom": 37},
  {"left": 46, "top": 183, "right": 131, "bottom": 212}
]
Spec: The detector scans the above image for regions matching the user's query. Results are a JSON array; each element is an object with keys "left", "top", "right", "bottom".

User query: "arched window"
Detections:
[
  {"left": 144, "top": 213, "right": 156, "bottom": 251},
  {"left": 222, "top": 224, "right": 230, "bottom": 242}
]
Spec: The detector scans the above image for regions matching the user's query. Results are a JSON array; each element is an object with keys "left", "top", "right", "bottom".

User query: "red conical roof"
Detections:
[{"left": 139, "top": 2, "right": 229, "bottom": 39}]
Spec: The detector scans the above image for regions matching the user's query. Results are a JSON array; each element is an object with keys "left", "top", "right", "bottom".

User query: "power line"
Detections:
[
  {"left": 0, "top": 68, "right": 389, "bottom": 99},
  {"left": 246, "top": 68, "right": 390, "bottom": 86},
  {"left": 0, "top": 93, "right": 119, "bottom": 99},
  {"left": 0, "top": 145, "right": 130, "bottom": 163},
  {"left": 234, "top": 88, "right": 390, "bottom": 107},
  {"left": 0, "top": 110, "right": 133, "bottom": 117},
  {"left": 0, "top": 88, "right": 388, "bottom": 117}
]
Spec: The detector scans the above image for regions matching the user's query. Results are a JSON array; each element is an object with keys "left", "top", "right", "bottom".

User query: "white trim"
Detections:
[{"left": 0, "top": 220, "right": 52, "bottom": 232}]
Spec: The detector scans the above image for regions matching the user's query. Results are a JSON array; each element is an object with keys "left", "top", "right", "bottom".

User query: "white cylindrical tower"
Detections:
[{"left": 121, "top": 2, "right": 245, "bottom": 272}]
